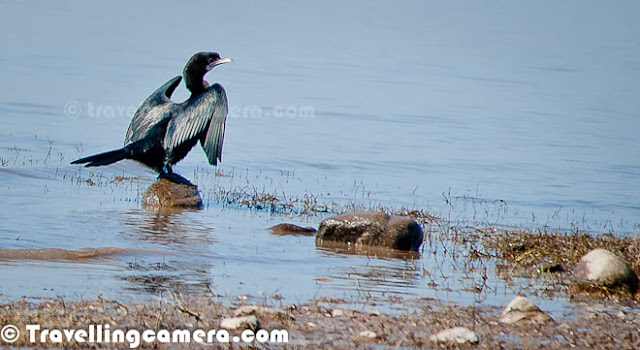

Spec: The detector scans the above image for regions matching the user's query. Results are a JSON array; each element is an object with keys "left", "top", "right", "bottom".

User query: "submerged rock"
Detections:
[
  {"left": 575, "top": 248, "right": 638, "bottom": 293},
  {"left": 429, "top": 327, "right": 479, "bottom": 344},
  {"left": 499, "top": 296, "right": 553, "bottom": 325},
  {"left": 269, "top": 223, "right": 317, "bottom": 236},
  {"left": 142, "top": 178, "right": 202, "bottom": 209},
  {"left": 315, "top": 212, "right": 423, "bottom": 251}
]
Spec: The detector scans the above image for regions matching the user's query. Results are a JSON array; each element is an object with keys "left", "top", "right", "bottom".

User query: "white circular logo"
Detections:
[{"left": 1, "top": 325, "right": 19, "bottom": 343}]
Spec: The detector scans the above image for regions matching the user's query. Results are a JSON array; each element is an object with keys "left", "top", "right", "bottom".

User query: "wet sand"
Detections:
[{"left": 0, "top": 247, "right": 160, "bottom": 263}]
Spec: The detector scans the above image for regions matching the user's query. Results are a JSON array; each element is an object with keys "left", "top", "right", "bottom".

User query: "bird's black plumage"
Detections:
[{"left": 71, "top": 52, "right": 232, "bottom": 178}]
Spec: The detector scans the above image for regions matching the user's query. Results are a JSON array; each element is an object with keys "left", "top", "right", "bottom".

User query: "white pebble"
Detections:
[
  {"left": 331, "top": 308, "right": 344, "bottom": 317},
  {"left": 359, "top": 330, "right": 377, "bottom": 339},
  {"left": 220, "top": 315, "right": 258, "bottom": 330},
  {"left": 233, "top": 305, "right": 282, "bottom": 316},
  {"left": 429, "top": 327, "right": 479, "bottom": 344}
]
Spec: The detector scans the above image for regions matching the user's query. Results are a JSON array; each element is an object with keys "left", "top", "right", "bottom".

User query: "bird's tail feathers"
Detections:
[{"left": 71, "top": 148, "right": 128, "bottom": 167}]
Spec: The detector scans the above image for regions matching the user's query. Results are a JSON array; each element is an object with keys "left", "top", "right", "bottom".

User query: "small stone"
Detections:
[
  {"left": 331, "top": 308, "right": 344, "bottom": 317},
  {"left": 539, "top": 264, "right": 565, "bottom": 274},
  {"left": 500, "top": 296, "right": 553, "bottom": 325},
  {"left": 220, "top": 315, "right": 258, "bottom": 330},
  {"left": 359, "top": 330, "right": 377, "bottom": 339},
  {"left": 429, "top": 327, "right": 479, "bottom": 344},
  {"left": 575, "top": 249, "right": 638, "bottom": 293},
  {"left": 503, "top": 296, "right": 540, "bottom": 314},
  {"left": 233, "top": 305, "right": 283, "bottom": 316}
]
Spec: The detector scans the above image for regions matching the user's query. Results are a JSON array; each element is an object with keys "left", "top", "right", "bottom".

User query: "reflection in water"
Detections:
[
  {"left": 316, "top": 240, "right": 421, "bottom": 260},
  {"left": 122, "top": 272, "right": 215, "bottom": 297},
  {"left": 321, "top": 263, "right": 423, "bottom": 298},
  {"left": 122, "top": 208, "right": 216, "bottom": 247},
  {"left": 119, "top": 208, "right": 218, "bottom": 297},
  {"left": 315, "top": 243, "right": 423, "bottom": 298}
]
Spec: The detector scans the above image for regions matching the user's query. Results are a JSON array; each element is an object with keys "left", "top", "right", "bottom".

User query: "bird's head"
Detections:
[
  {"left": 185, "top": 52, "right": 233, "bottom": 75},
  {"left": 184, "top": 52, "right": 233, "bottom": 94}
]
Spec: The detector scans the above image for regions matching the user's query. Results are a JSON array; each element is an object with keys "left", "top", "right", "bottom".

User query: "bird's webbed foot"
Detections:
[{"left": 158, "top": 167, "right": 194, "bottom": 186}]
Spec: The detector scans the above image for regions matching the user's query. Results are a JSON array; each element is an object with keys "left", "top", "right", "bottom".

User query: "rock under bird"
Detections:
[{"left": 71, "top": 52, "right": 233, "bottom": 179}]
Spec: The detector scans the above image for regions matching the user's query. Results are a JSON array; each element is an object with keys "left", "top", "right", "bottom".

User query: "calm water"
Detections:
[{"left": 1, "top": 1, "right": 639, "bottom": 314}]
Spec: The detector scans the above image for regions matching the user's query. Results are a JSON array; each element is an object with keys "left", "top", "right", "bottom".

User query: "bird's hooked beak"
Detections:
[{"left": 206, "top": 57, "right": 233, "bottom": 71}]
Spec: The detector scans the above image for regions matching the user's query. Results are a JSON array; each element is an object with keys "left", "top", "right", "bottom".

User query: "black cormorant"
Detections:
[{"left": 71, "top": 52, "right": 233, "bottom": 180}]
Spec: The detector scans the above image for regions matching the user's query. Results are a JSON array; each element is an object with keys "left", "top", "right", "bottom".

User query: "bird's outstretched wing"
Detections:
[
  {"left": 164, "top": 84, "right": 228, "bottom": 166},
  {"left": 124, "top": 76, "right": 182, "bottom": 145}
]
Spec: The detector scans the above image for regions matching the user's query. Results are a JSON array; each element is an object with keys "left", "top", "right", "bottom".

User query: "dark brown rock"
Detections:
[
  {"left": 315, "top": 212, "right": 423, "bottom": 251},
  {"left": 142, "top": 178, "right": 202, "bottom": 209},
  {"left": 269, "top": 223, "right": 317, "bottom": 236}
]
